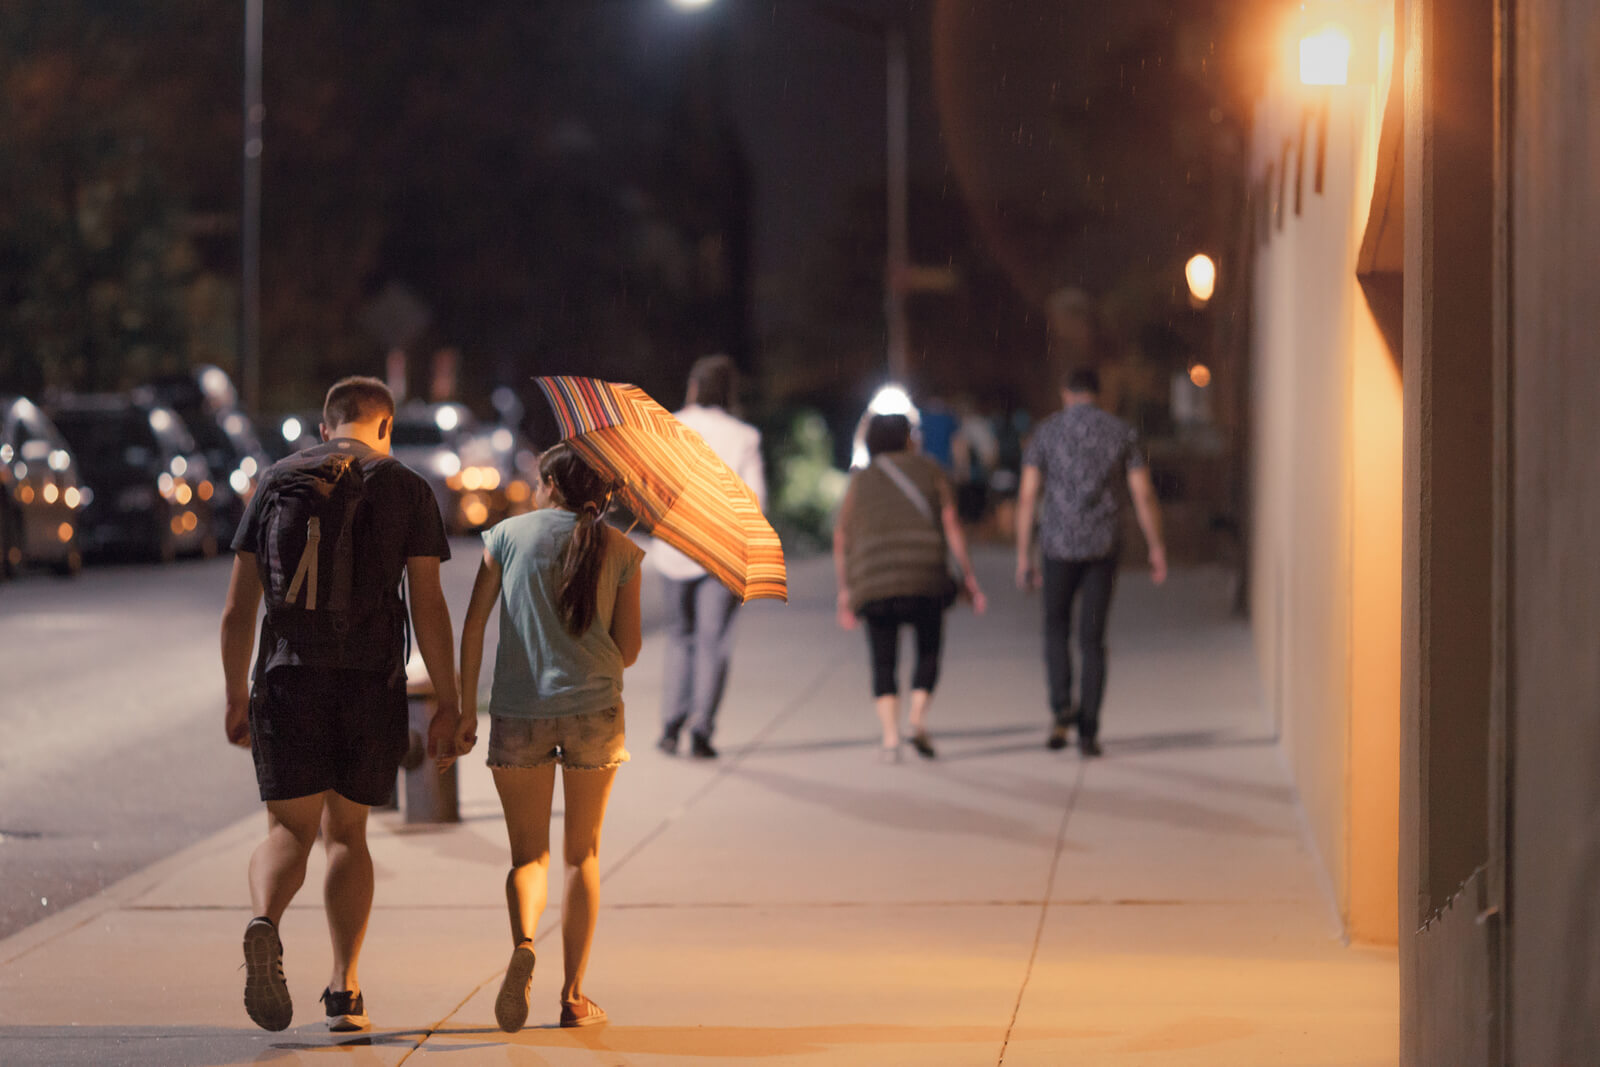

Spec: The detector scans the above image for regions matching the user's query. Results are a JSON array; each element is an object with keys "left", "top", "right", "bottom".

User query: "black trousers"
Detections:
[
  {"left": 862, "top": 595, "right": 945, "bottom": 698},
  {"left": 1042, "top": 557, "right": 1118, "bottom": 740}
]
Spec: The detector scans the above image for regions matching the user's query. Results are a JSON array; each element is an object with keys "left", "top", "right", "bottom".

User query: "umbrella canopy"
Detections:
[{"left": 535, "top": 376, "right": 787, "bottom": 603}]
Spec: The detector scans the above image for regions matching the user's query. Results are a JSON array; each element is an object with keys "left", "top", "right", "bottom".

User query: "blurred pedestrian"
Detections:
[
  {"left": 1014, "top": 367, "right": 1167, "bottom": 757},
  {"left": 650, "top": 355, "right": 765, "bottom": 760},
  {"left": 835, "top": 413, "right": 986, "bottom": 762},
  {"left": 457, "top": 442, "right": 644, "bottom": 1033},
  {"left": 220, "top": 376, "right": 460, "bottom": 1033}
]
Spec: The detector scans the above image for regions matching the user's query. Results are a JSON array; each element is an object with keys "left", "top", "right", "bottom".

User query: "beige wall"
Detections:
[{"left": 1250, "top": 39, "right": 1401, "bottom": 944}]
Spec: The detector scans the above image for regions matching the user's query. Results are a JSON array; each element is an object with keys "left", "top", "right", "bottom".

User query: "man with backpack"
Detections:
[{"left": 220, "top": 376, "right": 462, "bottom": 1033}]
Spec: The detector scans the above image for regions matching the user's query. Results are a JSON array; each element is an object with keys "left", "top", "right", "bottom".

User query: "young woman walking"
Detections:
[{"left": 457, "top": 443, "right": 644, "bottom": 1032}]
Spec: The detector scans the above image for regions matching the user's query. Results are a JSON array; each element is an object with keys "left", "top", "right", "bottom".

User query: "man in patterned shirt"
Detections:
[{"left": 1014, "top": 367, "right": 1166, "bottom": 756}]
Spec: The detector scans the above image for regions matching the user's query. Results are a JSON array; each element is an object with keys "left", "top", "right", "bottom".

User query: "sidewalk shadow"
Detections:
[
  {"left": 0, "top": 1025, "right": 498, "bottom": 1066},
  {"left": 728, "top": 764, "right": 1061, "bottom": 848},
  {"left": 740, "top": 723, "right": 1038, "bottom": 760},
  {"left": 432, "top": 1021, "right": 1111, "bottom": 1058}
]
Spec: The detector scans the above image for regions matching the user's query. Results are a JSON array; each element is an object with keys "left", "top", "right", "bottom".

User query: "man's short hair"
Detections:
[
  {"left": 865, "top": 413, "right": 913, "bottom": 458},
  {"left": 1063, "top": 366, "right": 1101, "bottom": 396},
  {"left": 323, "top": 376, "right": 395, "bottom": 428},
  {"left": 688, "top": 354, "right": 736, "bottom": 409}
]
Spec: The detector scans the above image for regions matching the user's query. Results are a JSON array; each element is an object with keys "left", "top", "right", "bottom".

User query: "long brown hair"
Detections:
[{"left": 539, "top": 443, "right": 616, "bottom": 636}]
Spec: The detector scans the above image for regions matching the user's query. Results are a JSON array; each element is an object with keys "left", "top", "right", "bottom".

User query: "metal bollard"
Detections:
[{"left": 399, "top": 651, "right": 459, "bottom": 824}]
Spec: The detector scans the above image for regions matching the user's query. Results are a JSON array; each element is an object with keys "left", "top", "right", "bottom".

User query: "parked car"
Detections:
[
  {"left": 147, "top": 368, "right": 269, "bottom": 544},
  {"left": 49, "top": 394, "right": 217, "bottom": 562},
  {"left": 391, "top": 403, "right": 506, "bottom": 534},
  {"left": 0, "top": 396, "right": 85, "bottom": 578}
]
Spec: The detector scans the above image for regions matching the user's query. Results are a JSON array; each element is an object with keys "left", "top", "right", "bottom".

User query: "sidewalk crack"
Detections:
[{"left": 997, "top": 759, "right": 1086, "bottom": 1066}]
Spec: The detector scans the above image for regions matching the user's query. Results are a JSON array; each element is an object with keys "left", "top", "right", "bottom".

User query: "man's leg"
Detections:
[
  {"left": 688, "top": 576, "right": 740, "bottom": 747},
  {"left": 321, "top": 793, "right": 374, "bottom": 996},
  {"left": 659, "top": 576, "right": 697, "bottom": 748},
  {"left": 1074, "top": 557, "right": 1119, "bottom": 747},
  {"left": 1041, "top": 559, "right": 1086, "bottom": 722},
  {"left": 249, "top": 792, "right": 326, "bottom": 923}
]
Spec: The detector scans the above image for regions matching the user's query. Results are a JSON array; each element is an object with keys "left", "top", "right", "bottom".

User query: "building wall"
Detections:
[
  {"left": 1508, "top": 0, "right": 1600, "bottom": 1058},
  {"left": 1250, "top": 33, "right": 1401, "bottom": 945}
]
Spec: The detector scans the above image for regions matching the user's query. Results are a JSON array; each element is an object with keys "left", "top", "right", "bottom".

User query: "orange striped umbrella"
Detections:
[{"left": 535, "top": 376, "right": 787, "bottom": 603}]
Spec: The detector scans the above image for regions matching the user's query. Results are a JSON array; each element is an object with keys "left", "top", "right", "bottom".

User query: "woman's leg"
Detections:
[
  {"left": 492, "top": 765, "right": 558, "bottom": 944},
  {"left": 907, "top": 599, "right": 945, "bottom": 747},
  {"left": 559, "top": 765, "right": 618, "bottom": 1004},
  {"left": 865, "top": 611, "right": 902, "bottom": 748}
]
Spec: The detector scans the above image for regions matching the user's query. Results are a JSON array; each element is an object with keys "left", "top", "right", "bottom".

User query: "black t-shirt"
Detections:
[{"left": 232, "top": 438, "right": 450, "bottom": 675}]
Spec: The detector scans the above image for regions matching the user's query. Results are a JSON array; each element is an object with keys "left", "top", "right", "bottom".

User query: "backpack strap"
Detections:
[
  {"left": 285, "top": 516, "right": 322, "bottom": 609},
  {"left": 874, "top": 455, "right": 938, "bottom": 526}
]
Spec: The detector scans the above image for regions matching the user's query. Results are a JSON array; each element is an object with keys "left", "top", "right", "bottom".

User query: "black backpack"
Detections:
[{"left": 254, "top": 447, "right": 402, "bottom": 674}]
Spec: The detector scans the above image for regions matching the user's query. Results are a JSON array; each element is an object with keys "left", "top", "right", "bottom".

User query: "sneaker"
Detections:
[
  {"left": 1046, "top": 723, "right": 1070, "bottom": 751},
  {"left": 559, "top": 994, "right": 608, "bottom": 1028},
  {"left": 908, "top": 732, "right": 937, "bottom": 759},
  {"left": 656, "top": 732, "right": 679, "bottom": 756},
  {"left": 320, "top": 987, "right": 370, "bottom": 1032},
  {"left": 494, "top": 941, "right": 536, "bottom": 1034},
  {"left": 688, "top": 735, "right": 718, "bottom": 760},
  {"left": 242, "top": 917, "right": 292, "bottom": 1032},
  {"left": 1078, "top": 737, "right": 1104, "bottom": 758}
]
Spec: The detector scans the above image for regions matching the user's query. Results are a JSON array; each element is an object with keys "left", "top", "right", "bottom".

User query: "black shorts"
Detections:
[{"left": 249, "top": 666, "right": 409, "bottom": 806}]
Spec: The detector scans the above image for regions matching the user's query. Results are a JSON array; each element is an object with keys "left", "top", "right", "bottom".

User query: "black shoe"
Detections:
[
  {"left": 689, "top": 735, "right": 718, "bottom": 759},
  {"left": 908, "top": 732, "right": 937, "bottom": 759},
  {"left": 1078, "top": 737, "right": 1103, "bottom": 758},
  {"left": 1046, "top": 723, "right": 1070, "bottom": 751},
  {"left": 320, "top": 987, "right": 370, "bottom": 1032},
  {"left": 242, "top": 916, "right": 292, "bottom": 1032},
  {"left": 656, "top": 732, "right": 679, "bottom": 756}
]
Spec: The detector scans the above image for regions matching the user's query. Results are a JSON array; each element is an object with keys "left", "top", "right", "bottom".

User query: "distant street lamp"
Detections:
[{"left": 1185, "top": 253, "right": 1217, "bottom": 307}]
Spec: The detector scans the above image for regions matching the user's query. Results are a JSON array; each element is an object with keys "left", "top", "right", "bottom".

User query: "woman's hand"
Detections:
[
  {"left": 452, "top": 707, "right": 479, "bottom": 762},
  {"left": 964, "top": 573, "right": 988, "bottom": 616},
  {"left": 836, "top": 589, "right": 857, "bottom": 630}
]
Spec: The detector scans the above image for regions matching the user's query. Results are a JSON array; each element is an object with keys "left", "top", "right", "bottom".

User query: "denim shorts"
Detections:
[{"left": 487, "top": 707, "right": 629, "bottom": 771}]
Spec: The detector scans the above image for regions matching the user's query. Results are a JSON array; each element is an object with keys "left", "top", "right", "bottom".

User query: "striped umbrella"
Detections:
[{"left": 535, "top": 376, "right": 787, "bottom": 603}]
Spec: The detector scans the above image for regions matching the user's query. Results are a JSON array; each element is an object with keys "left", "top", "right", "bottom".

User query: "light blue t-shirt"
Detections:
[{"left": 484, "top": 509, "right": 644, "bottom": 719}]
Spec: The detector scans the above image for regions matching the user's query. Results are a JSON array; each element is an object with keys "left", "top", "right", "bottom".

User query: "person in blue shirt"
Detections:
[{"left": 456, "top": 442, "right": 644, "bottom": 1033}]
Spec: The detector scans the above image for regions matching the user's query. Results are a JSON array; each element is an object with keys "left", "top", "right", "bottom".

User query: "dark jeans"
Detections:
[
  {"left": 862, "top": 595, "right": 945, "bottom": 698},
  {"left": 661, "top": 574, "right": 741, "bottom": 742},
  {"left": 1042, "top": 557, "right": 1118, "bottom": 740}
]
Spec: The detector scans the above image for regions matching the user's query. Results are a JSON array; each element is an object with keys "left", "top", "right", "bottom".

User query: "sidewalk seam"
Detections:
[{"left": 996, "top": 759, "right": 1087, "bottom": 1066}]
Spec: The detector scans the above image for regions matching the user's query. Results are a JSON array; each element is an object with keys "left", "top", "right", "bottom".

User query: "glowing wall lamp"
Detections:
[
  {"left": 1185, "top": 254, "right": 1217, "bottom": 307},
  {"left": 1294, "top": 2, "right": 1381, "bottom": 87}
]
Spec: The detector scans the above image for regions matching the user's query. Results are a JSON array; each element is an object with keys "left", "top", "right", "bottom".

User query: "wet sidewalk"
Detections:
[{"left": 0, "top": 548, "right": 1397, "bottom": 1065}]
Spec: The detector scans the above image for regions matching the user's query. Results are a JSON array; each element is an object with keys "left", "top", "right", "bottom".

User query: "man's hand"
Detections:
[
  {"left": 1015, "top": 557, "right": 1039, "bottom": 591},
  {"left": 964, "top": 573, "right": 989, "bottom": 616},
  {"left": 225, "top": 691, "right": 251, "bottom": 748},
  {"left": 1149, "top": 545, "right": 1168, "bottom": 585},
  {"left": 427, "top": 699, "right": 463, "bottom": 771},
  {"left": 836, "top": 589, "right": 857, "bottom": 631}
]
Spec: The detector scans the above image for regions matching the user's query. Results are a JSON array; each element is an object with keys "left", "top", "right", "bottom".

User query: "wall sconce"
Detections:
[
  {"left": 1186, "top": 254, "right": 1217, "bottom": 307},
  {"left": 1293, "top": 1, "right": 1380, "bottom": 87}
]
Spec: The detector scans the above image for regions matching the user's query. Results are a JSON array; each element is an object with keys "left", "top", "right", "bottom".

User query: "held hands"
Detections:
[
  {"left": 451, "top": 708, "right": 479, "bottom": 766},
  {"left": 224, "top": 691, "right": 251, "bottom": 748},
  {"left": 427, "top": 696, "right": 467, "bottom": 772},
  {"left": 836, "top": 589, "right": 858, "bottom": 631}
]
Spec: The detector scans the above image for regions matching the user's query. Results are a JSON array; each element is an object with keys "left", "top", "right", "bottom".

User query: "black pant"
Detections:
[
  {"left": 862, "top": 596, "right": 945, "bottom": 698},
  {"left": 1042, "top": 557, "right": 1118, "bottom": 740}
]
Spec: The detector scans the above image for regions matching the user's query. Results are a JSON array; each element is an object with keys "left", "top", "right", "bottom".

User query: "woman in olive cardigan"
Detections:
[{"left": 834, "top": 414, "right": 986, "bottom": 762}]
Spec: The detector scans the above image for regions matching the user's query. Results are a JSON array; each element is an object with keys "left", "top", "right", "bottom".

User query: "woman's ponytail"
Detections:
[{"left": 540, "top": 444, "right": 615, "bottom": 636}]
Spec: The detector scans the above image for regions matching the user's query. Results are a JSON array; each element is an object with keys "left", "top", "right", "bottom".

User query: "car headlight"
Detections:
[{"left": 433, "top": 453, "right": 462, "bottom": 478}]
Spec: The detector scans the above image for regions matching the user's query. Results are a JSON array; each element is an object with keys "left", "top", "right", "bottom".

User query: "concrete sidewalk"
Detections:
[{"left": 0, "top": 548, "right": 1397, "bottom": 1065}]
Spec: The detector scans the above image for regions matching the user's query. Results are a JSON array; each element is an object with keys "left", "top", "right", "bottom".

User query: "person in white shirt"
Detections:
[{"left": 652, "top": 355, "right": 766, "bottom": 759}]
